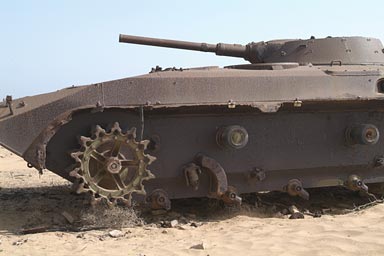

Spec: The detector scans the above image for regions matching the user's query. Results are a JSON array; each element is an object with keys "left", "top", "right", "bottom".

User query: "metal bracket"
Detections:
[
  {"left": 6, "top": 95, "right": 13, "bottom": 115},
  {"left": 184, "top": 163, "right": 202, "bottom": 190},
  {"left": 330, "top": 60, "right": 342, "bottom": 66},
  {"left": 195, "top": 154, "right": 241, "bottom": 205},
  {"left": 139, "top": 106, "right": 144, "bottom": 141},
  {"left": 195, "top": 154, "right": 228, "bottom": 197}
]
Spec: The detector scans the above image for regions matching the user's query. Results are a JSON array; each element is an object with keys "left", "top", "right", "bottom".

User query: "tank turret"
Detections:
[{"left": 119, "top": 34, "right": 384, "bottom": 65}]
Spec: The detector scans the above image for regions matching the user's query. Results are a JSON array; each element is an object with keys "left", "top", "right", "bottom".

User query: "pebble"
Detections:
[
  {"left": 170, "top": 220, "right": 178, "bottom": 228},
  {"left": 76, "top": 233, "right": 85, "bottom": 239},
  {"left": 289, "top": 212, "right": 304, "bottom": 219},
  {"left": 190, "top": 222, "right": 198, "bottom": 228},
  {"left": 190, "top": 242, "right": 206, "bottom": 250},
  {"left": 109, "top": 230, "right": 124, "bottom": 238},
  {"left": 13, "top": 238, "right": 28, "bottom": 246},
  {"left": 288, "top": 205, "right": 304, "bottom": 219}
]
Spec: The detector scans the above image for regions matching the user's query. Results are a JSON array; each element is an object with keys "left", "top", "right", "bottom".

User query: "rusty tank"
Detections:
[{"left": 1, "top": 34, "right": 384, "bottom": 209}]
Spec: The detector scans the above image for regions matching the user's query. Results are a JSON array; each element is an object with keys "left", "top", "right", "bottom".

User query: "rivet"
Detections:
[
  {"left": 228, "top": 100, "right": 236, "bottom": 109},
  {"left": 293, "top": 99, "right": 302, "bottom": 107}
]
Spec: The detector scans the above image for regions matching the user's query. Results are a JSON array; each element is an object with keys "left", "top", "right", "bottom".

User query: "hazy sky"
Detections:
[{"left": 1, "top": 0, "right": 384, "bottom": 98}]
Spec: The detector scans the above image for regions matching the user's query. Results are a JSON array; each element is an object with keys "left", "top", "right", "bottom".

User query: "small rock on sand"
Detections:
[
  {"left": 109, "top": 230, "right": 124, "bottom": 238},
  {"left": 170, "top": 220, "right": 178, "bottom": 227},
  {"left": 13, "top": 238, "right": 28, "bottom": 246},
  {"left": 190, "top": 242, "right": 206, "bottom": 250}
]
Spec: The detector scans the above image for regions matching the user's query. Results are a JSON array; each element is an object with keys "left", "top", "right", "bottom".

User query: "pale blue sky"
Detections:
[{"left": 1, "top": 0, "right": 384, "bottom": 98}]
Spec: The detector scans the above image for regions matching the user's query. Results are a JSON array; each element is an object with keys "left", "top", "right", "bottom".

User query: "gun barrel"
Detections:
[
  {"left": 119, "top": 34, "right": 217, "bottom": 52},
  {"left": 119, "top": 34, "right": 248, "bottom": 58}
]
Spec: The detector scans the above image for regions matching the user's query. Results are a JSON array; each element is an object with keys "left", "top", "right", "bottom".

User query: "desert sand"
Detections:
[{"left": 1, "top": 145, "right": 384, "bottom": 256}]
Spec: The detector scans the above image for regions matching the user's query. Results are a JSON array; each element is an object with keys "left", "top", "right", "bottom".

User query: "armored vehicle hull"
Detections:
[{"left": 1, "top": 35, "right": 384, "bottom": 208}]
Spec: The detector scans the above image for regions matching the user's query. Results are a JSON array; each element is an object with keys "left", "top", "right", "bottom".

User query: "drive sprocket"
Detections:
[{"left": 70, "top": 122, "right": 156, "bottom": 206}]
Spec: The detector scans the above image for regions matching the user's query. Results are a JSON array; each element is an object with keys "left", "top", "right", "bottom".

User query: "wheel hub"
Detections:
[{"left": 106, "top": 158, "right": 122, "bottom": 174}]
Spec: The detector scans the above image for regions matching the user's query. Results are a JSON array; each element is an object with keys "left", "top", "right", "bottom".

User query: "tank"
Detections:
[{"left": 1, "top": 34, "right": 384, "bottom": 209}]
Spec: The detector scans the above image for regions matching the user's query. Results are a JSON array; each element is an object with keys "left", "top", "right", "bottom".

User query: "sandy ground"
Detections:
[{"left": 1, "top": 146, "right": 384, "bottom": 256}]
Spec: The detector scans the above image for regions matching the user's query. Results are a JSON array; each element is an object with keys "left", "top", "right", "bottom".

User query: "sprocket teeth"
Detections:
[
  {"left": 121, "top": 197, "right": 132, "bottom": 207},
  {"left": 140, "top": 169, "right": 155, "bottom": 181},
  {"left": 141, "top": 140, "right": 150, "bottom": 150},
  {"left": 122, "top": 194, "right": 132, "bottom": 204},
  {"left": 69, "top": 167, "right": 82, "bottom": 178},
  {"left": 71, "top": 152, "right": 83, "bottom": 162},
  {"left": 133, "top": 185, "right": 147, "bottom": 195},
  {"left": 75, "top": 182, "right": 89, "bottom": 194},
  {"left": 106, "top": 197, "right": 117, "bottom": 207},
  {"left": 128, "top": 127, "right": 137, "bottom": 138},
  {"left": 110, "top": 122, "right": 122, "bottom": 134},
  {"left": 90, "top": 196, "right": 102, "bottom": 207},
  {"left": 94, "top": 125, "right": 106, "bottom": 137},
  {"left": 144, "top": 155, "right": 156, "bottom": 165},
  {"left": 145, "top": 170, "right": 155, "bottom": 179},
  {"left": 79, "top": 136, "right": 92, "bottom": 147}
]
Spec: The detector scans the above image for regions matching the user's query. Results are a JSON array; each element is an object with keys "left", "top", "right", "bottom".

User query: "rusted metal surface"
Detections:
[{"left": 1, "top": 34, "right": 384, "bottom": 207}]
